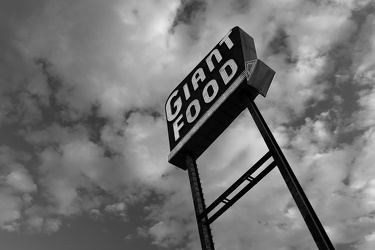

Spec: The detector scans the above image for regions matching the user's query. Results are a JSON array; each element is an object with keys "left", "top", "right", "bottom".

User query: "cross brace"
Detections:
[{"left": 198, "top": 151, "right": 276, "bottom": 225}]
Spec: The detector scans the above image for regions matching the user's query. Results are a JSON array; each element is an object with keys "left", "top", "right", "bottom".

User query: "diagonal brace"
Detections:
[
  {"left": 198, "top": 151, "right": 272, "bottom": 221},
  {"left": 207, "top": 161, "right": 276, "bottom": 225}
]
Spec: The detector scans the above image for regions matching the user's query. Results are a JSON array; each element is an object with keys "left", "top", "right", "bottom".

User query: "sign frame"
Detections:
[{"left": 165, "top": 26, "right": 275, "bottom": 168}]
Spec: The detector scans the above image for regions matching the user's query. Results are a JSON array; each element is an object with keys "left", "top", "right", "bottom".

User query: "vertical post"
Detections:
[
  {"left": 244, "top": 96, "right": 335, "bottom": 250},
  {"left": 185, "top": 154, "right": 215, "bottom": 250}
]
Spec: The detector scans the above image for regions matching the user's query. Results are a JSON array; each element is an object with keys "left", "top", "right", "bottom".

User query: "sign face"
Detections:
[{"left": 166, "top": 26, "right": 275, "bottom": 169}]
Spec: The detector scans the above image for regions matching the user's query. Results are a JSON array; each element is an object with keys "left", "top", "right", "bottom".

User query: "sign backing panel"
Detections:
[{"left": 165, "top": 27, "right": 275, "bottom": 169}]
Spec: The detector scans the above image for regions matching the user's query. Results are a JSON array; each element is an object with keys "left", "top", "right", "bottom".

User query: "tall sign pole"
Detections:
[
  {"left": 185, "top": 154, "right": 215, "bottom": 250},
  {"left": 244, "top": 96, "right": 335, "bottom": 250},
  {"left": 165, "top": 26, "right": 335, "bottom": 250}
]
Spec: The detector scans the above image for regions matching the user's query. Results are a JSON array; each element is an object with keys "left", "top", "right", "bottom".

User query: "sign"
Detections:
[{"left": 166, "top": 26, "right": 275, "bottom": 169}]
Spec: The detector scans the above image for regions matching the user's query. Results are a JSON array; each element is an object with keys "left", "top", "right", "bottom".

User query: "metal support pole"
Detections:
[
  {"left": 244, "top": 96, "right": 335, "bottom": 250},
  {"left": 185, "top": 154, "right": 215, "bottom": 250}
]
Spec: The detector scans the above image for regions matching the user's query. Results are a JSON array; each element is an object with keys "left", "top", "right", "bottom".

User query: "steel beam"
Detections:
[
  {"left": 244, "top": 95, "right": 335, "bottom": 250},
  {"left": 186, "top": 154, "right": 215, "bottom": 250}
]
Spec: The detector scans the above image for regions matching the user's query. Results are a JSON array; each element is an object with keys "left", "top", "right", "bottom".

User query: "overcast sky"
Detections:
[{"left": 1, "top": 0, "right": 375, "bottom": 249}]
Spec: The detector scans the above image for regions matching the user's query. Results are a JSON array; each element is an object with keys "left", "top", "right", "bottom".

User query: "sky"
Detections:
[{"left": 0, "top": 0, "right": 375, "bottom": 249}]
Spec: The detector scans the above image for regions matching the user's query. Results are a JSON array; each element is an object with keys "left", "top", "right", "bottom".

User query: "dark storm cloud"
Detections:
[
  {"left": 322, "top": 2, "right": 375, "bottom": 77},
  {"left": 230, "top": 0, "right": 252, "bottom": 14},
  {"left": 300, "top": 2, "right": 375, "bottom": 142},
  {"left": 34, "top": 58, "right": 61, "bottom": 98},
  {"left": 169, "top": 0, "right": 207, "bottom": 34},
  {"left": 266, "top": 27, "right": 296, "bottom": 64},
  {"left": 124, "top": 108, "right": 163, "bottom": 123}
]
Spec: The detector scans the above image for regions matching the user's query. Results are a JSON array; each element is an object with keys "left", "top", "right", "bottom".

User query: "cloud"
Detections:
[
  {"left": 36, "top": 132, "right": 124, "bottom": 215},
  {"left": 0, "top": 146, "right": 36, "bottom": 231},
  {"left": 43, "top": 218, "right": 62, "bottom": 234},
  {"left": 0, "top": 192, "right": 23, "bottom": 232},
  {"left": 0, "top": 0, "right": 179, "bottom": 126},
  {"left": 0, "top": 0, "right": 375, "bottom": 250},
  {"left": 169, "top": 0, "right": 207, "bottom": 37},
  {"left": 104, "top": 202, "right": 126, "bottom": 215},
  {"left": 24, "top": 211, "right": 62, "bottom": 234},
  {"left": 148, "top": 220, "right": 187, "bottom": 248},
  {"left": 5, "top": 165, "right": 37, "bottom": 193}
]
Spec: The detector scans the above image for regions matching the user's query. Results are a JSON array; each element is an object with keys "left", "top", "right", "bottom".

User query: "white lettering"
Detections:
[
  {"left": 192, "top": 68, "right": 206, "bottom": 90},
  {"left": 166, "top": 90, "right": 182, "bottom": 121},
  {"left": 206, "top": 49, "right": 222, "bottom": 72},
  {"left": 186, "top": 99, "right": 201, "bottom": 123},
  {"left": 173, "top": 114, "right": 184, "bottom": 141},
  {"left": 219, "top": 30, "right": 234, "bottom": 49},
  {"left": 219, "top": 59, "right": 238, "bottom": 85},
  {"left": 203, "top": 80, "right": 219, "bottom": 103},
  {"left": 183, "top": 83, "right": 191, "bottom": 100}
]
